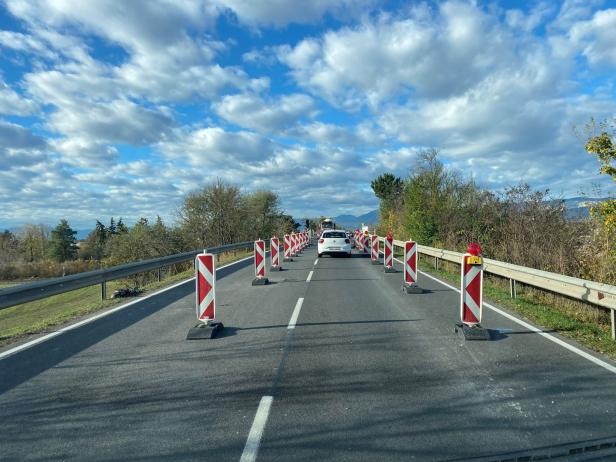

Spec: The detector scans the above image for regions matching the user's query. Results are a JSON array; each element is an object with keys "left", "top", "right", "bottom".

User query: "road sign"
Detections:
[
  {"left": 461, "top": 253, "right": 483, "bottom": 325},
  {"left": 284, "top": 234, "right": 293, "bottom": 262},
  {"left": 195, "top": 253, "right": 215, "bottom": 321},
  {"left": 270, "top": 236, "right": 281, "bottom": 271},
  {"left": 403, "top": 241, "right": 422, "bottom": 293},
  {"left": 252, "top": 240, "right": 269, "bottom": 286},
  {"left": 371, "top": 235, "right": 379, "bottom": 264},
  {"left": 187, "top": 252, "right": 224, "bottom": 339},
  {"left": 384, "top": 233, "right": 395, "bottom": 273}
]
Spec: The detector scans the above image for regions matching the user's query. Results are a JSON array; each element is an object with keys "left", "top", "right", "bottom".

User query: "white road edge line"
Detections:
[
  {"left": 393, "top": 257, "right": 616, "bottom": 375},
  {"left": 240, "top": 395, "right": 274, "bottom": 462},
  {"left": 288, "top": 297, "right": 304, "bottom": 330},
  {"left": 313, "top": 258, "right": 318, "bottom": 266},
  {"left": 306, "top": 270, "right": 313, "bottom": 282},
  {"left": 0, "top": 254, "right": 256, "bottom": 361}
]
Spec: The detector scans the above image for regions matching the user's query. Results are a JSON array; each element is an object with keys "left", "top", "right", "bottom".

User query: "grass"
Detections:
[
  {"left": 0, "top": 249, "right": 252, "bottom": 348},
  {"left": 417, "top": 256, "right": 616, "bottom": 360}
]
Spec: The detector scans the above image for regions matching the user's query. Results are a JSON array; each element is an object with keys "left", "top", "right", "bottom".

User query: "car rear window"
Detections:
[{"left": 323, "top": 231, "right": 347, "bottom": 238}]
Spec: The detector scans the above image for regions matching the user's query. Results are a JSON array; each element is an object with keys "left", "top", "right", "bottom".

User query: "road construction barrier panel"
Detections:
[
  {"left": 270, "top": 236, "right": 281, "bottom": 271},
  {"left": 284, "top": 234, "right": 293, "bottom": 261},
  {"left": 252, "top": 240, "right": 269, "bottom": 285},
  {"left": 384, "top": 233, "right": 395, "bottom": 272},
  {"left": 371, "top": 235, "right": 379, "bottom": 264},
  {"left": 456, "top": 242, "right": 490, "bottom": 339},
  {"left": 403, "top": 241, "right": 422, "bottom": 293},
  {"left": 363, "top": 232, "right": 369, "bottom": 253},
  {"left": 187, "top": 253, "right": 223, "bottom": 339},
  {"left": 461, "top": 252, "right": 483, "bottom": 325},
  {"left": 291, "top": 233, "right": 298, "bottom": 256}
]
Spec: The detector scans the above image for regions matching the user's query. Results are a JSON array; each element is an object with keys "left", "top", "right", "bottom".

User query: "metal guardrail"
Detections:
[
  {"left": 378, "top": 236, "right": 616, "bottom": 338},
  {"left": 0, "top": 241, "right": 254, "bottom": 310}
]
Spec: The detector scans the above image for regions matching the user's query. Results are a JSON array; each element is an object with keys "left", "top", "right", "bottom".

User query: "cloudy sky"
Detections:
[{"left": 1, "top": 0, "right": 615, "bottom": 229}]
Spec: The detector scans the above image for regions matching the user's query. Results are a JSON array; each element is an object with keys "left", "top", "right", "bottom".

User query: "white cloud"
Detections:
[
  {"left": 213, "top": 92, "right": 316, "bottom": 133},
  {"left": 0, "top": 81, "right": 38, "bottom": 116},
  {"left": 278, "top": 2, "right": 519, "bottom": 109},
  {"left": 569, "top": 8, "right": 616, "bottom": 66}
]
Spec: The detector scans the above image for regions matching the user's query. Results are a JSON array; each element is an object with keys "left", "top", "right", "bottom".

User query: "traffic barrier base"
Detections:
[
  {"left": 187, "top": 320, "right": 224, "bottom": 340},
  {"left": 403, "top": 283, "right": 423, "bottom": 294},
  {"left": 252, "top": 277, "right": 269, "bottom": 286},
  {"left": 283, "top": 257, "right": 294, "bottom": 262},
  {"left": 454, "top": 322, "right": 491, "bottom": 340},
  {"left": 372, "top": 260, "right": 380, "bottom": 265},
  {"left": 270, "top": 265, "right": 282, "bottom": 271},
  {"left": 385, "top": 266, "right": 397, "bottom": 273}
]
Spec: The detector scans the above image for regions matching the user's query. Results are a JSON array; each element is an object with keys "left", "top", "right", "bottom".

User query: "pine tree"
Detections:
[{"left": 49, "top": 219, "right": 78, "bottom": 262}]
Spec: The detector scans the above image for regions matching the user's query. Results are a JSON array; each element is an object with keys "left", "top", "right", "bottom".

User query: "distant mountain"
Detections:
[
  {"left": 334, "top": 210, "right": 379, "bottom": 230},
  {"left": 560, "top": 197, "right": 609, "bottom": 220}
]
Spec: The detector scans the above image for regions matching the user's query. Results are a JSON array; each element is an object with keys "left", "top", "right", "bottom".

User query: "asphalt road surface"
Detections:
[{"left": 2, "top": 245, "right": 616, "bottom": 461}]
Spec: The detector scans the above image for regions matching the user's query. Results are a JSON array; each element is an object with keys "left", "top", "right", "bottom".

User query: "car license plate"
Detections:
[{"left": 329, "top": 247, "right": 340, "bottom": 250}]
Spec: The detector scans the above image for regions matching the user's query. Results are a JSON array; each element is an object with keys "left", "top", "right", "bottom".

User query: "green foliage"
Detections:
[{"left": 48, "top": 219, "right": 78, "bottom": 263}]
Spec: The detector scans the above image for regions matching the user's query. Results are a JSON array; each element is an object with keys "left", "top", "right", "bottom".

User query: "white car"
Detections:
[{"left": 318, "top": 230, "right": 352, "bottom": 257}]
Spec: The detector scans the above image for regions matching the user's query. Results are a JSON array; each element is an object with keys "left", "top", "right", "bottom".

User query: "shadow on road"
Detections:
[{"left": 0, "top": 258, "right": 253, "bottom": 395}]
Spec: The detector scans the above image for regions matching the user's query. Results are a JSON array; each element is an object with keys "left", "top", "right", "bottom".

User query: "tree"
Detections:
[
  {"left": 584, "top": 118, "right": 616, "bottom": 231},
  {"left": 245, "top": 190, "right": 280, "bottom": 240},
  {"left": 116, "top": 218, "right": 128, "bottom": 234},
  {"left": 177, "top": 179, "right": 245, "bottom": 247},
  {"left": 371, "top": 173, "right": 404, "bottom": 210},
  {"left": 19, "top": 224, "right": 50, "bottom": 262},
  {"left": 49, "top": 219, "right": 78, "bottom": 262},
  {"left": 0, "top": 230, "right": 20, "bottom": 265}
]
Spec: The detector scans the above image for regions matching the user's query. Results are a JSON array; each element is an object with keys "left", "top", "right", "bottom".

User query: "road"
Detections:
[{"left": 2, "top": 244, "right": 616, "bottom": 461}]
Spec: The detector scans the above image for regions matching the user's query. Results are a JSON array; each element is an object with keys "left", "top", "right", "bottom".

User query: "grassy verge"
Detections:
[
  {"left": 0, "top": 249, "right": 252, "bottom": 348},
  {"left": 417, "top": 256, "right": 616, "bottom": 360}
]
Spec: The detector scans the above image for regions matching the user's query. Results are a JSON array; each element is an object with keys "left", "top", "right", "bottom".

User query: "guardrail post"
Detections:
[
  {"left": 157, "top": 268, "right": 162, "bottom": 282},
  {"left": 510, "top": 278, "right": 517, "bottom": 299},
  {"left": 101, "top": 281, "right": 106, "bottom": 302},
  {"left": 611, "top": 310, "right": 616, "bottom": 341},
  {"left": 435, "top": 256, "right": 440, "bottom": 271}
]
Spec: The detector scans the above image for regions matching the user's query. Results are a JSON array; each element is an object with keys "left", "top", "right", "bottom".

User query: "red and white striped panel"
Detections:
[
  {"left": 384, "top": 235, "right": 393, "bottom": 268},
  {"left": 371, "top": 235, "right": 379, "bottom": 261},
  {"left": 284, "top": 234, "right": 291, "bottom": 258},
  {"left": 270, "top": 236, "right": 280, "bottom": 268},
  {"left": 404, "top": 241, "right": 417, "bottom": 284},
  {"left": 254, "top": 240, "right": 266, "bottom": 278},
  {"left": 195, "top": 253, "right": 216, "bottom": 321},
  {"left": 460, "top": 253, "right": 483, "bottom": 325}
]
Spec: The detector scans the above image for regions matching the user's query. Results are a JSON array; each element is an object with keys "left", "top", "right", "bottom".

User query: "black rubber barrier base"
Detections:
[
  {"left": 283, "top": 257, "right": 294, "bottom": 262},
  {"left": 252, "top": 277, "right": 269, "bottom": 286},
  {"left": 186, "top": 320, "right": 224, "bottom": 340},
  {"left": 371, "top": 260, "right": 380, "bottom": 265},
  {"left": 270, "top": 266, "right": 282, "bottom": 271},
  {"left": 403, "top": 284, "right": 423, "bottom": 294},
  {"left": 384, "top": 266, "right": 398, "bottom": 273},
  {"left": 454, "top": 323, "right": 491, "bottom": 341}
]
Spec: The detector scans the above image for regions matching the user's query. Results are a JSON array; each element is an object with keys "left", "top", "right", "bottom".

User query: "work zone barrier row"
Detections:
[
  {"left": 365, "top": 232, "right": 490, "bottom": 340},
  {"left": 188, "top": 232, "right": 312, "bottom": 339}
]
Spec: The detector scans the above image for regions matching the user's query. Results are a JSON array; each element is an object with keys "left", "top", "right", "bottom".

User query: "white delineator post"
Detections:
[
  {"left": 270, "top": 236, "right": 281, "bottom": 271},
  {"left": 252, "top": 239, "right": 269, "bottom": 286},
  {"left": 403, "top": 240, "right": 422, "bottom": 293},
  {"left": 384, "top": 233, "right": 395, "bottom": 273},
  {"left": 283, "top": 234, "right": 293, "bottom": 262},
  {"left": 196, "top": 253, "right": 216, "bottom": 321},
  {"left": 291, "top": 233, "right": 298, "bottom": 257},
  {"left": 370, "top": 235, "right": 379, "bottom": 264}
]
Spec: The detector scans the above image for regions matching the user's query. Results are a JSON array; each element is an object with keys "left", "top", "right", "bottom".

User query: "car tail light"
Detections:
[
  {"left": 319, "top": 238, "right": 324, "bottom": 244},
  {"left": 345, "top": 239, "right": 350, "bottom": 243}
]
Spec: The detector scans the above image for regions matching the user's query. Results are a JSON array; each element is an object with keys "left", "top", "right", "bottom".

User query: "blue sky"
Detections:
[{"left": 0, "top": 0, "right": 615, "bottom": 229}]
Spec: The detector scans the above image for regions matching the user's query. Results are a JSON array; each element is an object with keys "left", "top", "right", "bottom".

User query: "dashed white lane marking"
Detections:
[
  {"left": 306, "top": 270, "right": 313, "bottom": 282},
  {"left": 240, "top": 395, "right": 273, "bottom": 462},
  {"left": 314, "top": 258, "right": 318, "bottom": 266},
  {"left": 288, "top": 297, "right": 304, "bottom": 330},
  {"left": 0, "top": 255, "right": 256, "bottom": 360},
  {"left": 392, "top": 257, "right": 616, "bottom": 375}
]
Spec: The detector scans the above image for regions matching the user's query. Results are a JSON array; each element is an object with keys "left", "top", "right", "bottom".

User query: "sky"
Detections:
[{"left": 0, "top": 0, "right": 615, "bottom": 229}]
